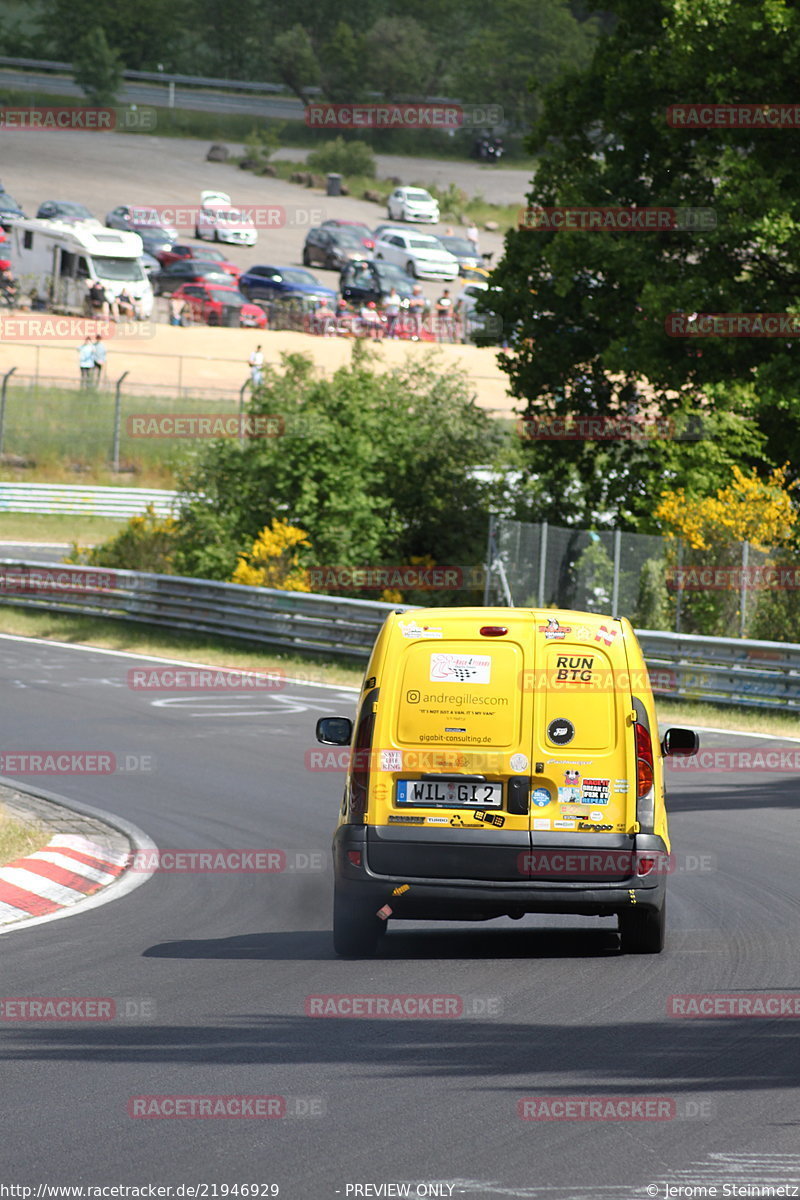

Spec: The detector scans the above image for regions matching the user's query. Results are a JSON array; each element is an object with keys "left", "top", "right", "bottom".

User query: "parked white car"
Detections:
[
  {"left": 374, "top": 230, "right": 459, "bottom": 281},
  {"left": 386, "top": 187, "right": 440, "bottom": 223},
  {"left": 195, "top": 191, "right": 257, "bottom": 246}
]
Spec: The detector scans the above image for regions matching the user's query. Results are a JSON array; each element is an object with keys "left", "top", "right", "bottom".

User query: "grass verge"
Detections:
[
  {"left": 0, "top": 606, "right": 365, "bottom": 689},
  {"left": 654, "top": 697, "right": 800, "bottom": 739},
  {"left": 0, "top": 513, "right": 127, "bottom": 545},
  {"left": 0, "top": 803, "right": 51, "bottom": 867}
]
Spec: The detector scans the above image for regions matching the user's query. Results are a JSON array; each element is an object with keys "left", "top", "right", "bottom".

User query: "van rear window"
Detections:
[{"left": 396, "top": 641, "right": 521, "bottom": 747}]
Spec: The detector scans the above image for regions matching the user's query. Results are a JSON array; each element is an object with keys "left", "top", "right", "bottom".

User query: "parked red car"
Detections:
[
  {"left": 157, "top": 243, "right": 240, "bottom": 277},
  {"left": 171, "top": 282, "right": 267, "bottom": 328}
]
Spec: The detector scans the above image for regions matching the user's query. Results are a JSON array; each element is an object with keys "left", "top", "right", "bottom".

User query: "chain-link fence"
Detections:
[{"left": 485, "top": 517, "right": 796, "bottom": 640}]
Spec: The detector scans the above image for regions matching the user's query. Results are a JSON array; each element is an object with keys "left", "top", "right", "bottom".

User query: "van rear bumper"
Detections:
[{"left": 333, "top": 825, "right": 668, "bottom": 919}]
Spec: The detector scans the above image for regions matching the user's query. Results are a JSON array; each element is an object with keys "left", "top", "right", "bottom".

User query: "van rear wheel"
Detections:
[
  {"left": 618, "top": 902, "right": 665, "bottom": 954},
  {"left": 333, "top": 887, "right": 382, "bottom": 957}
]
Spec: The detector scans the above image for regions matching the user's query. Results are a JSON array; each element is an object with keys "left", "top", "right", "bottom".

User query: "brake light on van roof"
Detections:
[
  {"left": 634, "top": 721, "right": 654, "bottom": 798},
  {"left": 480, "top": 626, "right": 508, "bottom": 636}
]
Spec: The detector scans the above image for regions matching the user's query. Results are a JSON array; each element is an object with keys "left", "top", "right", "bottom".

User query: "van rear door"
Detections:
[
  {"left": 365, "top": 612, "right": 535, "bottom": 881},
  {"left": 527, "top": 615, "right": 635, "bottom": 847}
]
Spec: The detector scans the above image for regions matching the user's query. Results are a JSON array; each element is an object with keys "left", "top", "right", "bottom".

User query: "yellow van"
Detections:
[{"left": 316, "top": 607, "right": 698, "bottom": 957}]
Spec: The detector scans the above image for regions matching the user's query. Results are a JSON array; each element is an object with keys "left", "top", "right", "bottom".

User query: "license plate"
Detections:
[{"left": 396, "top": 779, "right": 503, "bottom": 808}]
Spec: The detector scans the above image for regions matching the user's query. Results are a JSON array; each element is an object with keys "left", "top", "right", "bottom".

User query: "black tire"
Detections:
[
  {"left": 195, "top": 226, "right": 202, "bottom": 240},
  {"left": 619, "top": 902, "right": 665, "bottom": 954},
  {"left": 406, "top": 260, "right": 417, "bottom": 279},
  {"left": 302, "top": 248, "right": 312, "bottom": 266},
  {"left": 213, "top": 229, "right": 219, "bottom": 243},
  {"left": 333, "top": 887, "right": 382, "bottom": 957}
]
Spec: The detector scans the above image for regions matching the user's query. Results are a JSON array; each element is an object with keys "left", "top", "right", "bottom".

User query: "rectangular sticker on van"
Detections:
[
  {"left": 581, "top": 778, "right": 610, "bottom": 804},
  {"left": 429, "top": 653, "right": 491, "bottom": 684}
]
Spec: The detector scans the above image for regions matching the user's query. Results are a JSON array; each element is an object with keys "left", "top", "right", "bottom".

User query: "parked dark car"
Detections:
[
  {"left": 152, "top": 260, "right": 231, "bottom": 295},
  {"left": 239, "top": 264, "right": 336, "bottom": 304},
  {"left": 36, "top": 200, "right": 98, "bottom": 223},
  {"left": 106, "top": 205, "right": 179, "bottom": 241},
  {"left": 321, "top": 219, "right": 375, "bottom": 252},
  {"left": 339, "top": 260, "right": 414, "bottom": 308},
  {"left": 303, "top": 227, "right": 370, "bottom": 270},
  {"left": 437, "top": 235, "right": 484, "bottom": 277}
]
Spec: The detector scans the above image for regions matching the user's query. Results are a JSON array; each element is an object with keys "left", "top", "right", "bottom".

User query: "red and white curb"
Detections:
[{"left": 0, "top": 834, "right": 130, "bottom": 925}]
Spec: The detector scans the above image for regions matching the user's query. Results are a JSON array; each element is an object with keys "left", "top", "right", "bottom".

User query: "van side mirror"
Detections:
[
  {"left": 661, "top": 727, "right": 699, "bottom": 758},
  {"left": 315, "top": 717, "right": 353, "bottom": 746}
]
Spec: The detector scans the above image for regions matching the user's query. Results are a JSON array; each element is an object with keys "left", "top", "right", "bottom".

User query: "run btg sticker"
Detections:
[{"left": 547, "top": 718, "right": 575, "bottom": 746}]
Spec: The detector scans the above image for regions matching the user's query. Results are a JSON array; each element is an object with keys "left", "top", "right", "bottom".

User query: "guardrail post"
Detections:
[
  {"left": 0, "top": 367, "right": 18, "bottom": 456},
  {"left": 675, "top": 541, "right": 684, "bottom": 633},
  {"left": 740, "top": 540, "right": 749, "bottom": 638},
  {"left": 111, "top": 371, "right": 130, "bottom": 471},
  {"left": 239, "top": 380, "right": 252, "bottom": 447},
  {"left": 483, "top": 515, "right": 495, "bottom": 604},
  {"left": 612, "top": 528, "right": 621, "bottom": 614},
  {"left": 537, "top": 520, "right": 548, "bottom": 608}
]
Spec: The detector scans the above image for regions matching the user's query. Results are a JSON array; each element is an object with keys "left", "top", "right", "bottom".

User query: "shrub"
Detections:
[{"left": 307, "top": 137, "right": 376, "bottom": 179}]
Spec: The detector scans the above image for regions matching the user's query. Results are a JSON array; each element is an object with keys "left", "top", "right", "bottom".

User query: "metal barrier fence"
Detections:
[
  {"left": 0, "top": 484, "right": 178, "bottom": 519},
  {"left": 0, "top": 561, "right": 397, "bottom": 658},
  {"left": 0, "top": 559, "right": 798, "bottom": 710},
  {"left": 485, "top": 516, "right": 780, "bottom": 641}
]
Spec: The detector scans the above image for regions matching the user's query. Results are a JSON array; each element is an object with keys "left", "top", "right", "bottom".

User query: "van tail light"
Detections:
[
  {"left": 347, "top": 850, "right": 362, "bottom": 868},
  {"left": 349, "top": 692, "right": 377, "bottom": 823},
  {"left": 635, "top": 721, "right": 654, "bottom": 799},
  {"left": 637, "top": 856, "right": 655, "bottom": 876},
  {"left": 480, "top": 626, "right": 508, "bottom": 637}
]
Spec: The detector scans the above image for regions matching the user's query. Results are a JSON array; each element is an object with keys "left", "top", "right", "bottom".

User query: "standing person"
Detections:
[
  {"left": 435, "top": 288, "right": 454, "bottom": 342},
  {"left": 169, "top": 295, "right": 186, "bottom": 326},
  {"left": 407, "top": 284, "right": 427, "bottom": 338},
  {"left": 92, "top": 334, "right": 107, "bottom": 386},
  {"left": 249, "top": 344, "right": 264, "bottom": 386},
  {"left": 383, "top": 286, "right": 401, "bottom": 339},
  {"left": 78, "top": 337, "right": 95, "bottom": 389},
  {"left": 465, "top": 220, "right": 480, "bottom": 256}
]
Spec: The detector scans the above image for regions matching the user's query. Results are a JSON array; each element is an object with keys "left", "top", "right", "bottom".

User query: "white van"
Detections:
[{"left": 7, "top": 218, "right": 154, "bottom": 318}]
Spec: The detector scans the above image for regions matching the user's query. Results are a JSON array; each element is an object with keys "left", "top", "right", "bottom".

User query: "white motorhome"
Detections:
[{"left": 7, "top": 219, "right": 154, "bottom": 317}]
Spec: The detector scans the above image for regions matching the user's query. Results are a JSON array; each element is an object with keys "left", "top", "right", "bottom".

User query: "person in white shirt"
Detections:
[{"left": 249, "top": 345, "right": 264, "bottom": 386}]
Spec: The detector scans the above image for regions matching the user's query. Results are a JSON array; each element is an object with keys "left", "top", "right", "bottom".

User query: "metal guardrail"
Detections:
[
  {"left": 0, "top": 559, "right": 798, "bottom": 708},
  {"left": 637, "top": 629, "right": 800, "bottom": 713},
  {"left": 0, "top": 561, "right": 399, "bottom": 658},
  {"left": 0, "top": 55, "right": 314, "bottom": 95},
  {"left": 0, "top": 483, "right": 178, "bottom": 519}
]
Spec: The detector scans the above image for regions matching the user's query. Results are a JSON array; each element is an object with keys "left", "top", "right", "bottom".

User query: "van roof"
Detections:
[{"left": 12, "top": 218, "right": 144, "bottom": 258}]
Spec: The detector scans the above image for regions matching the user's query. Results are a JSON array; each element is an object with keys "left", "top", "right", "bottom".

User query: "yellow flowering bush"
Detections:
[
  {"left": 655, "top": 465, "right": 797, "bottom": 551},
  {"left": 231, "top": 519, "right": 312, "bottom": 591}
]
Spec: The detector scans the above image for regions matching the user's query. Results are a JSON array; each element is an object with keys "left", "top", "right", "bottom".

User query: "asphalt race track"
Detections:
[{"left": 1, "top": 634, "right": 800, "bottom": 1197}]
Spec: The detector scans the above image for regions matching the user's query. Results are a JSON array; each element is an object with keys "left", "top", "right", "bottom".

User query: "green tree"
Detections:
[
  {"left": 490, "top": 0, "right": 800, "bottom": 512},
  {"left": 272, "top": 24, "right": 320, "bottom": 104},
  {"left": 363, "top": 17, "right": 437, "bottom": 99},
  {"left": 73, "top": 26, "right": 123, "bottom": 105},
  {"left": 318, "top": 21, "right": 366, "bottom": 102},
  {"left": 169, "top": 349, "right": 506, "bottom": 584},
  {"left": 455, "top": 0, "right": 598, "bottom": 131}
]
